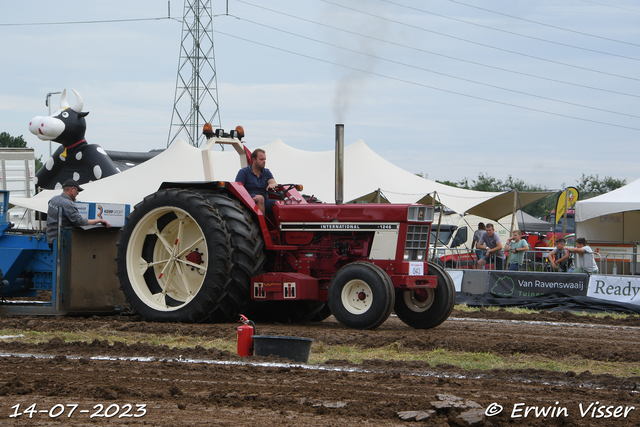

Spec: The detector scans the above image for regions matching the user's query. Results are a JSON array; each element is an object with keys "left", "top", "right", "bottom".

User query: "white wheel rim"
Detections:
[
  {"left": 403, "top": 289, "right": 434, "bottom": 313},
  {"left": 341, "top": 279, "right": 373, "bottom": 315},
  {"left": 126, "top": 206, "right": 208, "bottom": 312}
]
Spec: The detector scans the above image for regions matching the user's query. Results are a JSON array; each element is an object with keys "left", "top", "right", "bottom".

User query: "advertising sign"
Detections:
[
  {"left": 588, "top": 275, "right": 640, "bottom": 306},
  {"left": 94, "top": 203, "right": 128, "bottom": 227},
  {"left": 555, "top": 187, "right": 579, "bottom": 226},
  {"left": 488, "top": 271, "right": 588, "bottom": 298},
  {"left": 75, "top": 202, "right": 90, "bottom": 222}
]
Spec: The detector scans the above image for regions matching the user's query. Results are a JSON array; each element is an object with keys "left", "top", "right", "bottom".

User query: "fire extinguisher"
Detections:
[{"left": 237, "top": 314, "right": 256, "bottom": 357}]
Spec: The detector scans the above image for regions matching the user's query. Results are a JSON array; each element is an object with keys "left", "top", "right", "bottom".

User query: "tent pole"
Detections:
[
  {"left": 509, "top": 190, "right": 518, "bottom": 237},
  {"left": 376, "top": 188, "right": 381, "bottom": 203},
  {"left": 431, "top": 192, "right": 443, "bottom": 263},
  {"left": 562, "top": 189, "right": 569, "bottom": 237}
]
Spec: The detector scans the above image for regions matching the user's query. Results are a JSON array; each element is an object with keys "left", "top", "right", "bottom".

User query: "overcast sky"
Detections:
[{"left": 1, "top": 0, "right": 639, "bottom": 190}]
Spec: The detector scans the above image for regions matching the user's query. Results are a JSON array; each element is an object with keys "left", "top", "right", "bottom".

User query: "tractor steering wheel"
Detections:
[{"left": 268, "top": 184, "right": 297, "bottom": 200}]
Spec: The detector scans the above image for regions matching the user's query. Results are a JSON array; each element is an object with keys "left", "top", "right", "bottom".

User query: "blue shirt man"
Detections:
[{"left": 235, "top": 148, "right": 277, "bottom": 214}]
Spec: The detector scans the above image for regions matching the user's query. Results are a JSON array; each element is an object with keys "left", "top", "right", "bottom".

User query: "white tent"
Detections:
[
  {"left": 515, "top": 210, "right": 554, "bottom": 233},
  {"left": 9, "top": 138, "right": 552, "bottom": 221},
  {"left": 9, "top": 140, "right": 243, "bottom": 213},
  {"left": 263, "top": 139, "right": 553, "bottom": 220},
  {"left": 575, "top": 178, "right": 640, "bottom": 242}
]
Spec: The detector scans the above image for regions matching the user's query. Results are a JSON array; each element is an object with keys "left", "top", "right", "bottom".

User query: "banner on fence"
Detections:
[
  {"left": 488, "top": 271, "right": 589, "bottom": 298},
  {"left": 588, "top": 275, "right": 640, "bottom": 306},
  {"left": 446, "top": 270, "right": 464, "bottom": 292}
]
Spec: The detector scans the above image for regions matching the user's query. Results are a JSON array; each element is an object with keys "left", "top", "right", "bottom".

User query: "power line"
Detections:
[
  {"left": 236, "top": 0, "right": 640, "bottom": 99},
  {"left": 320, "top": 0, "right": 640, "bottom": 83},
  {"left": 234, "top": 15, "right": 640, "bottom": 120},
  {"left": 213, "top": 29, "right": 640, "bottom": 132},
  {"left": 0, "top": 16, "right": 175, "bottom": 26},
  {"left": 381, "top": 0, "right": 640, "bottom": 61},
  {"left": 448, "top": 0, "right": 640, "bottom": 48},
  {"left": 578, "top": 0, "right": 640, "bottom": 13}
]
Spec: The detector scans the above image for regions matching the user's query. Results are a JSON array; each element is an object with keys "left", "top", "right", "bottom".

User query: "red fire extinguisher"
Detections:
[{"left": 237, "top": 314, "right": 255, "bottom": 357}]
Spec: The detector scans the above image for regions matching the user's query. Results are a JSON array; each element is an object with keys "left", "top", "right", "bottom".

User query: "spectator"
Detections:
[
  {"left": 471, "top": 222, "right": 486, "bottom": 263},
  {"left": 476, "top": 223, "right": 505, "bottom": 270},
  {"left": 566, "top": 238, "right": 599, "bottom": 274},
  {"left": 505, "top": 230, "right": 530, "bottom": 271},
  {"left": 549, "top": 238, "right": 571, "bottom": 272}
]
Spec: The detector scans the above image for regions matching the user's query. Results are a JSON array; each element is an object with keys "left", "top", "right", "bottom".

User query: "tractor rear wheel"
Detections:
[
  {"left": 328, "top": 262, "right": 395, "bottom": 330},
  {"left": 116, "top": 189, "right": 232, "bottom": 322},
  {"left": 393, "top": 261, "right": 455, "bottom": 329},
  {"left": 202, "top": 192, "right": 266, "bottom": 322}
]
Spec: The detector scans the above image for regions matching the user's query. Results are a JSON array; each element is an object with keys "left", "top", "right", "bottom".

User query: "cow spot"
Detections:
[
  {"left": 34, "top": 176, "right": 38, "bottom": 185},
  {"left": 76, "top": 151, "right": 83, "bottom": 161},
  {"left": 93, "top": 165, "right": 103, "bottom": 179},
  {"left": 54, "top": 182, "right": 63, "bottom": 190},
  {"left": 73, "top": 172, "right": 80, "bottom": 181},
  {"left": 97, "top": 147, "right": 107, "bottom": 156},
  {"left": 116, "top": 167, "right": 121, "bottom": 172},
  {"left": 58, "top": 154, "right": 66, "bottom": 162},
  {"left": 45, "top": 157, "right": 55, "bottom": 170}
]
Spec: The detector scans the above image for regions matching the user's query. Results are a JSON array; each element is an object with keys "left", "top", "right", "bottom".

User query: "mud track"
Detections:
[{"left": 0, "top": 309, "right": 639, "bottom": 426}]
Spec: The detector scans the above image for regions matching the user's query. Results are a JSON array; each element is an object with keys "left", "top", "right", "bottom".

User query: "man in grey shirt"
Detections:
[{"left": 46, "top": 179, "right": 110, "bottom": 247}]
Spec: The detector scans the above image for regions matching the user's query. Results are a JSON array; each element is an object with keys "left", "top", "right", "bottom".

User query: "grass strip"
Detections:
[
  {"left": 0, "top": 329, "right": 637, "bottom": 378},
  {"left": 453, "top": 304, "right": 638, "bottom": 319}
]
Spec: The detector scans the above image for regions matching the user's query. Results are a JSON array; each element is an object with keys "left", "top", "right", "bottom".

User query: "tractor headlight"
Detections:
[
  {"left": 403, "top": 250, "right": 410, "bottom": 261},
  {"left": 416, "top": 250, "right": 425, "bottom": 261}
]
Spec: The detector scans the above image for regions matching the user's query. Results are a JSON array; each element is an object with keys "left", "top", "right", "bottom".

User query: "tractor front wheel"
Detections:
[
  {"left": 394, "top": 261, "right": 455, "bottom": 329},
  {"left": 328, "top": 262, "right": 395, "bottom": 330}
]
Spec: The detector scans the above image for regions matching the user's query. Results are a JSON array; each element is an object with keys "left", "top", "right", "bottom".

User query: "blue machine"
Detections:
[
  {"left": 0, "top": 190, "right": 68, "bottom": 314},
  {"left": 0, "top": 190, "right": 129, "bottom": 315}
]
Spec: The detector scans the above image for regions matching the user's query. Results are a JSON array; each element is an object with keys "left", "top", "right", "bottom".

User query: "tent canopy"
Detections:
[
  {"left": 514, "top": 210, "right": 554, "bottom": 233},
  {"left": 10, "top": 138, "right": 554, "bottom": 220},
  {"left": 263, "top": 139, "right": 554, "bottom": 220},
  {"left": 574, "top": 178, "right": 640, "bottom": 243},
  {"left": 575, "top": 178, "right": 640, "bottom": 222}
]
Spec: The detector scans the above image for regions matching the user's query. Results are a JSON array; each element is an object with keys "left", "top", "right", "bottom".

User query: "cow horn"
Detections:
[
  {"left": 60, "top": 89, "right": 69, "bottom": 109},
  {"left": 70, "top": 89, "right": 84, "bottom": 113}
]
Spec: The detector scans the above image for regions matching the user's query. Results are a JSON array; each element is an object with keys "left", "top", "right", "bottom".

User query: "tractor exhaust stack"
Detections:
[{"left": 335, "top": 124, "right": 344, "bottom": 205}]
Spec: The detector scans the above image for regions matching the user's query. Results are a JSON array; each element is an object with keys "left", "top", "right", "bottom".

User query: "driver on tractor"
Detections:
[{"left": 235, "top": 148, "right": 277, "bottom": 215}]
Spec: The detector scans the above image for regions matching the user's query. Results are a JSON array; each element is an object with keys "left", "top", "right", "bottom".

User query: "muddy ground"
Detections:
[{"left": 0, "top": 309, "right": 639, "bottom": 426}]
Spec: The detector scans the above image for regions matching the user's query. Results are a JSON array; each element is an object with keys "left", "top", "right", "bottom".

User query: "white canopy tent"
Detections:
[
  {"left": 9, "top": 138, "right": 553, "bottom": 221},
  {"left": 262, "top": 139, "right": 553, "bottom": 220},
  {"left": 575, "top": 178, "right": 640, "bottom": 242}
]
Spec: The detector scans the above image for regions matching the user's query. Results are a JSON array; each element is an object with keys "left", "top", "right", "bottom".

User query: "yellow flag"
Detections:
[{"left": 555, "top": 187, "right": 579, "bottom": 226}]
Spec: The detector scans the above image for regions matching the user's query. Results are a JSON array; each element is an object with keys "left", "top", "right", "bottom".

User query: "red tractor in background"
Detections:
[{"left": 115, "top": 125, "right": 455, "bottom": 330}]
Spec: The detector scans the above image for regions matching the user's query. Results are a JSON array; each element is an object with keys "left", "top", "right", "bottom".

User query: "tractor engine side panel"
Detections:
[{"left": 276, "top": 231, "right": 375, "bottom": 281}]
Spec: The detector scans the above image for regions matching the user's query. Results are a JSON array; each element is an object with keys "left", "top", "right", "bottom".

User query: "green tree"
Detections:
[
  {"left": 0, "top": 132, "right": 28, "bottom": 148},
  {"left": 574, "top": 174, "right": 626, "bottom": 200},
  {"left": 0, "top": 132, "right": 43, "bottom": 171}
]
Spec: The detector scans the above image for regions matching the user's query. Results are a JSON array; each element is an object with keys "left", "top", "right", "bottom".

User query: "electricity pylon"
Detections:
[{"left": 167, "top": 0, "right": 221, "bottom": 147}]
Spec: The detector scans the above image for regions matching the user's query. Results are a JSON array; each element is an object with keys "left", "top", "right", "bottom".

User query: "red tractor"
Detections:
[{"left": 115, "top": 126, "right": 455, "bottom": 330}]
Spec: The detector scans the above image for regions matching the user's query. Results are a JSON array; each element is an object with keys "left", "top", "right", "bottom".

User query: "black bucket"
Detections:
[{"left": 251, "top": 335, "right": 314, "bottom": 363}]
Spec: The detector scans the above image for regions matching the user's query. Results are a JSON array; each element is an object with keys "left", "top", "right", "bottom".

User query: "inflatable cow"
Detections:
[{"left": 29, "top": 89, "right": 120, "bottom": 190}]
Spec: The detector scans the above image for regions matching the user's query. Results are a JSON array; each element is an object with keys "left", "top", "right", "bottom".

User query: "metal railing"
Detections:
[
  {"left": 433, "top": 248, "right": 640, "bottom": 276},
  {"left": 600, "top": 252, "right": 639, "bottom": 276}
]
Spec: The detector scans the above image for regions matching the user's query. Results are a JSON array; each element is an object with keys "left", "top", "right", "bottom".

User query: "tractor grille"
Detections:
[{"left": 405, "top": 224, "right": 430, "bottom": 261}]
